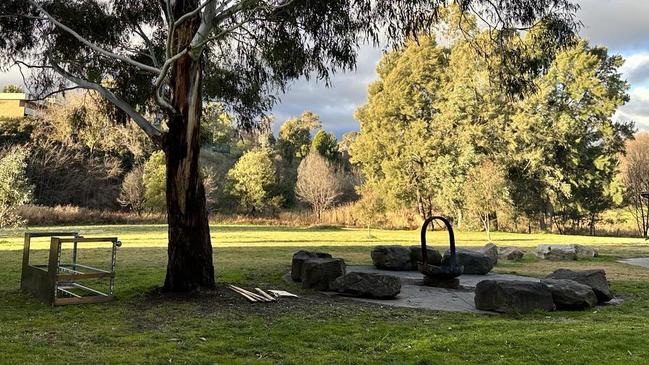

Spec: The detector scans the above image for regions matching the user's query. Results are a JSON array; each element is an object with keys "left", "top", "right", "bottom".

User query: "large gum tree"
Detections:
[{"left": 0, "top": 0, "right": 578, "bottom": 292}]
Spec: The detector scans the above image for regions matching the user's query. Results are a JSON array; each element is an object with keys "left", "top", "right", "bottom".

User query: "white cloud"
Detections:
[
  {"left": 270, "top": 45, "right": 383, "bottom": 137},
  {"left": 619, "top": 53, "right": 649, "bottom": 85},
  {"left": 577, "top": 0, "right": 649, "bottom": 52},
  {"left": 616, "top": 87, "right": 649, "bottom": 130}
]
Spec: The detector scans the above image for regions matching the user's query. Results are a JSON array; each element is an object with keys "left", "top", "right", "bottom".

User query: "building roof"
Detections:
[{"left": 0, "top": 92, "right": 27, "bottom": 100}]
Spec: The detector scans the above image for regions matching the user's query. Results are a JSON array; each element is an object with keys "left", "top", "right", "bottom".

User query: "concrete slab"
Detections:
[
  {"left": 346, "top": 265, "right": 539, "bottom": 288},
  {"left": 335, "top": 266, "right": 541, "bottom": 313},
  {"left": 343, "top": 284, "right": 488, "bottom": 313},
  {"left": 618, "top": 257, "right": 649, "bottom": 268}
]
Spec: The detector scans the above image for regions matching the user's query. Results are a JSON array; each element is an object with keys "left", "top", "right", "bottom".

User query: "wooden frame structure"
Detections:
[{"left": 20, "top": 232, "right": 122, "bottom": 306}]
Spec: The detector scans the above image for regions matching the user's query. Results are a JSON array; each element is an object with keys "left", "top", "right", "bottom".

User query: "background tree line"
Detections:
[
  {"left": 0, "top": 93, "right": 360, "bottom": 226},
  {"left": 1, "top": 8, "right": 646, "bottom": 237}
]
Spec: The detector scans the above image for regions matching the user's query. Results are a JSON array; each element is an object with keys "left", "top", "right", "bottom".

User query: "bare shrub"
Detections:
[
  {"left": 296, "top": 152, "right": 342, "bottom": 220},
  {"left": 620, "top": 132, "right": 649, "bottom": 237},
  {"left": 26, "top": 141, "right": 122, "bottom": 209},
  {"left": 118, "top": 165, "right": 146, "bottom": 213}
]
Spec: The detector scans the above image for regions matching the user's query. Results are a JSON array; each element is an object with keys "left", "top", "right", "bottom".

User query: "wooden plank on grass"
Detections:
[
  {"left": 255, "top": 288, "right": 276, "bottom": 301},
  {"left": 228, "top": 285, "right": 257, "bottom": 302}
]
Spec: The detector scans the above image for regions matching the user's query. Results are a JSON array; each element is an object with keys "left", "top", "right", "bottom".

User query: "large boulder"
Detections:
[
  {"left": 443, "top": 249, "right": 493, "bottom": 275},
  {"left": 499, "top": 247, "right": 525, "bottom": 261},
  {"left": 371, "top": 246, "right": 413, "bottom": 271},
  {"left": 331, "top": 272, "right": 401, "bottom": 299},
  {"left": 545, "top": 269, "right": 612, "bottom": 303},
  {"left": 409, "top": 245, "right": 442, "bottom": 266},
  {"left": 291, "top": 250, "right": 332, "bottom": 281},
  {"left": 536, "top": 244, "right": 597, "bottom": 261},
  {"left": 301, "top": 258, "right": 346, "bottom": 290},
  {"left": 541, "top": 279, "right": 598, "bottom": 310},
  {"left": 479, "top": 243, "right": 499, "bottom": 266},
  {"left": 474, "top": 280, "right": 555, "bottom": 314}
]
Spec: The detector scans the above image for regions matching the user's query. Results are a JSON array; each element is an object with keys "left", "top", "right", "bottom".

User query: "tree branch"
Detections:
[
  {"left": 194, "top": 0, "right": 295, "bottom": 50},
  {"left": 153, "top": 47, "right": 189, "bottom": 114},
  {"left": 188, "top": 0, "right": 219, "bottom": 59},
  {"left": 174, "top": 0, "right": 220, "bottom": 29},
  {"left": 49, "top": 61, "right": 164, "bottom": 145},
  {"left": 133, "top": 22, "right": 161, "bottom": 68},
  {"left": 27, "top": 0, "right": 161, "bottom": 75},
  {"left": 164, "top": 0, "right": 176, "bottom": 59},
  {"left": 0, "top": 14, "right": 47, "bottom": 20},
  {"left": 25, "top": 86, "right": 82, "bottom": 102}
]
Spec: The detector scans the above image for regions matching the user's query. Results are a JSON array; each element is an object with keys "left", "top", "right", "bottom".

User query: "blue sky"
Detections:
[{"left": 1, "top": 1, "right": 648, "bottom": 138}]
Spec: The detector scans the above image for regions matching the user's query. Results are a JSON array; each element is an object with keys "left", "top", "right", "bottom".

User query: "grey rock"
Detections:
[
  {"left": 480, "top": 243, "right": 499, "bottom": 266},
  {"left": 574, "top": 244, "right": 598, "bottom": 259},
  {"left": 499, "top": 247, "right": 525, "bottom": 261},
  {"left": 536, "top": 244, "right": 597, "bottom": 261},
  {"left": 301, "top": 258, "right": 346, "bottom": 290},
  {"left": 474, "top": 280, "right": 555, "bottom": 314},
  {"left": 291, "top": 250, "right": 332, "bottom": 281},
  {"left": 537, "top": 245, "right": 576, "bottom": 260},
  {"left": 541, "top": 279, "right": 598, "bottom": 310},
  {"left": 371, "top": 245, "right": 413, "bottom": 271},
  {"left": 443, "top": 249, "right": 493, "bottom": 275},
  {"left": 546, "top": 268, "right": 612, "bottom": 303},
  {"left": 331, "top": 272, "right": 401, "bottom": 299},
  {"left": 409, "top": 245, "right": 442, "bottom": 266}
]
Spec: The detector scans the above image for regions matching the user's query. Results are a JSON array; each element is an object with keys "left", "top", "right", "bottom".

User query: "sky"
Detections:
[{"left": 1, "top": 0, "right": 648, "bottom": 138}]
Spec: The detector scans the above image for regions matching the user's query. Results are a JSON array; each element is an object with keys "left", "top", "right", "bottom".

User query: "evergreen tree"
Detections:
[
  {"left": 311, "top": 129, "right": 338, "bottom": 162},
  {"left": 226, "top": 149, "right": 279, "bottom": 214},
  {"left": 277, "top": 111, "right": 322, "bottom": 163}
]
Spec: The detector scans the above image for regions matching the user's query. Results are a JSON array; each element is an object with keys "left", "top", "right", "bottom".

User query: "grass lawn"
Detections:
[{"left": 2, "top": 224, "right": 649, "bottom": 364}]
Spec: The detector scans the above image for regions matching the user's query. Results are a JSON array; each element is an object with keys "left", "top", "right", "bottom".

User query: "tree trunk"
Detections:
[{"left": 162, "top": 4, "right": 215, "bottom": 292}]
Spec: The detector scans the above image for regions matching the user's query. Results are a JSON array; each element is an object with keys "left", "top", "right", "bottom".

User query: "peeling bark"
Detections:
[{"left": 162, "top": 2, "right": 215, "bottom": 292}]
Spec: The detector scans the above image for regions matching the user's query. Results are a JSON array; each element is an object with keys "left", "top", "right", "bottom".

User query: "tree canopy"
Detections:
[
  {"left": 0, "top": 0, "right": 581, "bottom": 291},
  {"left": 351, "top": 26, "right": 632, "bottom": 231},
  {"left": 1, "top": 1, "right": 579, "bottom": 133}
]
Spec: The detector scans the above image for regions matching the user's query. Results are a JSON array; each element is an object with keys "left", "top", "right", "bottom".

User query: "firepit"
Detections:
[{"left": 418, "top": 216, "right": 463, "bottom": 288}]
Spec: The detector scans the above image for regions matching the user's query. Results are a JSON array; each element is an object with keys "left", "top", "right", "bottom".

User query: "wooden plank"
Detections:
[
  {"left": 54, "top": 295, "right": 114, "bottom": 306},
  {"left": 230, "top": 285, "right": 269, "bottom": 302},
  {"left": 57, "top": 288, "right": 81, "bottom": 298},
  {"left": 228, "top": 285, "right": 257, "bottom": 302},
  {"left": 268, "top": 290, "right": 299, "bottom": 298},
  {"left": 26, "top": 232, "right": 78, "bottom": 238},
  {"left": 57, "top": 272, "right": 114, "bottom": 281},
  {"left": 69, "top": 282, "right": 109, "bottom": 297},
  {"left": 60, "top": 263, "right": 111, "bottom": 274},
  {"left": 255, "top": 288, "right": 276, "bottom": 301},
  {"left": 57, "top": 237, "right": 117, "bottom": 243}
]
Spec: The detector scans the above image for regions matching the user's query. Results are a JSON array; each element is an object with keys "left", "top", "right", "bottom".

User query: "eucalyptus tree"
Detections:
[{"left": 0, "top": 0, "right": 578, "bottom": 291}]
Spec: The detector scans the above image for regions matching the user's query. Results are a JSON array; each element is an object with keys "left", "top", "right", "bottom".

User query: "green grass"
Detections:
[{"left": 2, "top": 224, "right": 649, "bottom": 364}]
